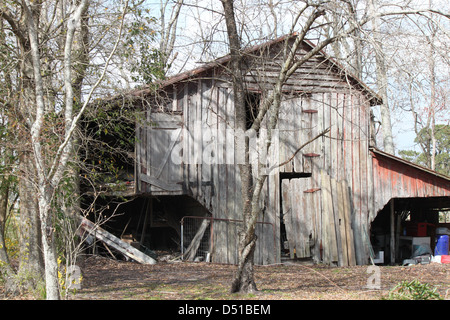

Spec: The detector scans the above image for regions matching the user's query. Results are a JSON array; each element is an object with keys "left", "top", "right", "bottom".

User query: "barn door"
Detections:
[
  {"left": 138, "top": 112, "right": 183, "bottom": 193},
  {"left": 281, "top": 177, "right": 320, "bottom": 260},
  {"left": 148, "top": 113, "right": 182, "bottom": 182}
]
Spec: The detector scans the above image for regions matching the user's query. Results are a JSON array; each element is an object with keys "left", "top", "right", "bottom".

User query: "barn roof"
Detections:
[
  {"left": 370, "top": 147, "right": 450, "bottom": 213},
  {"left": 129, "top": 34, "right": 383, "bottom": 106}
]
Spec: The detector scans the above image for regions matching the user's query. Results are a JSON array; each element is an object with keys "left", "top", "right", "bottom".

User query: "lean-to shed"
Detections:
[{"left": 87, "top": 35, "right": 450, "bottom": 266}]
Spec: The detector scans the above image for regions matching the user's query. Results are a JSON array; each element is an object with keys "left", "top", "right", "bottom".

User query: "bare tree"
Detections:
[
  {"left": 0, "top": 0, "right": 133, "bottom": 299},
  {"left": 218, "top": 0, "right": 450, "bottom": 293}
]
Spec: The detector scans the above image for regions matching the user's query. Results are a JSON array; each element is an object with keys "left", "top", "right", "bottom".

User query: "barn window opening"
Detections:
[{"left": 245, "top": 91, "right": 261, "bottom": 130}]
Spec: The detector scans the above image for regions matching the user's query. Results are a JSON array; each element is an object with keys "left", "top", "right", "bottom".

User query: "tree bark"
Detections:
[
  {"left": 369, "top": 0, "right": 395, "bottom": 154},
  {"left": 0, "top": 178, "right": 15, "bottom": 283},
  {"left": 220, "top": 1, "right": 329, "bottom": 293},
  {"left": 220, "top": 0, "right": 257, "bottom": 293}
]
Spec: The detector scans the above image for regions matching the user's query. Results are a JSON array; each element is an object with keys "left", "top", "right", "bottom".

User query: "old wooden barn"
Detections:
[{"left": 82, "top": 35, "right": 450, "bottom": 266}]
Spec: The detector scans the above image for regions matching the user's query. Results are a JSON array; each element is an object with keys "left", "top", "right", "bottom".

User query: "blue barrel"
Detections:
[{"left": 435, "top": 235, "right": 449, "bottom": 255}]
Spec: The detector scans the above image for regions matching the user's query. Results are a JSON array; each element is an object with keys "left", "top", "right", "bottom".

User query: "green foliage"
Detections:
[
  {"left": 80, "top": 101, "right": 138, "bottom": 193},
  {"left": 122, "top": 7, "right": 166, "bottom": 83},
  {"left": 399, "top": 124, "right": 450, "bottom": 176},
  {"left": 386, "top": 279, "right": 443, "bottom": 300}
]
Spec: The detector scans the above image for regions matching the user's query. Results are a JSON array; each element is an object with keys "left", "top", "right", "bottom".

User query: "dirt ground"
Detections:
[
  {"left": 1, "top": 254, "right": 448, "bottom": 301},
  {"left": 65, "top": 254, "right": 449, "bottom": 300}
]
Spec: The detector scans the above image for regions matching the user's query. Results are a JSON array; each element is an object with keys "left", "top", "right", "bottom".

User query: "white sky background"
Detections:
[{"left": 143, "top": 0, "right": 449, "bottom": 154}]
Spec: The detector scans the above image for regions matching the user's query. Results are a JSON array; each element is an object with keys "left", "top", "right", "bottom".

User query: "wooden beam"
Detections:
[
  {"left": 341, "top": 179, "right": 356, "bottom": 266},
  {"left": 390, "top": 199, "right": 395, "bottom": 265},
  {"left": 140, "top": 198, "right": 152, "bottom": 246},
  {"left": 80, "top": 217, "right": 157, "bottom": 264},
  {"left": 321, "top": 170, "right": 338, "bottom": 264},
  {"left": 140, "top": 174, "right": 183, "bottom": 192}
]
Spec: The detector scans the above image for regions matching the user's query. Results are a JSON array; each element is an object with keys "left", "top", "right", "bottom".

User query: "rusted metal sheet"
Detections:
[{"left": 371, "top": 148, "right": 450, "bottom": 214}]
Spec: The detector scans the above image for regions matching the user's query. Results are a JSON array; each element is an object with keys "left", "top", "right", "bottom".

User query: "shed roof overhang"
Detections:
[{"left": 370, "top": 148, "right": 450, "bottom": 213}]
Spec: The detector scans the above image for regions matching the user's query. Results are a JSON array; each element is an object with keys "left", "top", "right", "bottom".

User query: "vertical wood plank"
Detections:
[
  {"left": 341, "top": 179, "right": 356, "bottom": 266},
  {"left": 390, "top": 199, "right": 395, "bottom": 265},
  {"left": 331, "top": 177, "right": 343, "bottom": 266},
  {"left": 337, "top": 180, "right": 349, "bottom": 266},
  {"left": 201, "top": 80, "right": 212, "bottom": 209},
  {"left": 281, "top": 180, "right": 294, "bottom": 259},
  {"left": 321, "top": 170, "right": 338, "bottom": 264}
]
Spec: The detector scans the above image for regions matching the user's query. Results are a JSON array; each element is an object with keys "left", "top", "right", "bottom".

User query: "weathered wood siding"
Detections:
[
  {"left": 371, "top": 149, "right": 450, "bottom": 215},
  {"left": 136, "top": 39, "right": 378, "bottom": 265},
  {"left": 270, "top": 91, "right": 373, "bottom": 265}
]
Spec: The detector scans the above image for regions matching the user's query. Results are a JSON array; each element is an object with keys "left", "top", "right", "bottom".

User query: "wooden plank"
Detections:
[
  {"left": 310, "top": 180, "right": 321, "bottom": 263},
  {"left": 293, "top": 178, "right": 304, "bottom": 257},
  {"left": 153, "top": 128, "right": 181, "bottom": 179},
  {"left": 359, "top": 94, "right": 370, "bottom": 263},
  {"left": 313, "top": 93, "right": 324, "bottom": 172},
  {"left": 301, "top": 96, "right": 313, "bottom": 173},
  {"left": 320, "top": 170, "right": 338, "bottom": 264},
  {"left": 194, "top": 80, "right": 203, "bottom": 199},
  {"left": 337, "top": 181, "right": 349, "bottom": 266},
  {"left": 225, "top": 88, "right": 238, "bottom": 264},
  {"left": 351, "top": 93, "right": 363, "bottom": 265},
  {"left": 390, "top": 199, "right": 395, "bottom": 265},
  {"left": 135, "top": 124, "right": 142, "bottom": 193},
  {"left": 140, "top": 174, "right": 182, "bottom": 192},
  {"left": 293, "top": 97, "right": 304, "bottom": 172},
  {"left": 201, "top": 81, "right": 213, "bottom": 209},
  {"left": 331, "top": 177, "right": 344, "bottom": 266},
  {"left": 336, "top": 93, "right": 345, "bottom": 182},
  {"left": 281, "top": 179, "right": 295, "bottom": 259},
  {"left": 215, "top": 87, "right": 228, "bottom": 263},
  {"left": 320, "top": 172, "right": 330, "bottom": 264},
  {"left": 299, "top": 178, "right": 312, "bottom": 258},
  {"left": 80, "top": 218, "right": 157, "bottom": 264},
  {"left": 140, "top": 198, "right": 151, "bottom": 246},
  {"left": 341, "top": 179, "right": 356, "bottom": 266}
]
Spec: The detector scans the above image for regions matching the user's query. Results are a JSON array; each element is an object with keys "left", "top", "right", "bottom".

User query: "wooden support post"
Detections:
[
  {"left": 390, "top": 199, "right": 395, "bottom": 265},
  {"left": 396, "top": 214, "right": 401, "bottom": 263},
  {"left": 140, "top": 198, "right": 152, "bottom": 246},
  {"left": 337, "top": 181, "right": 348, "bottom": 266}
]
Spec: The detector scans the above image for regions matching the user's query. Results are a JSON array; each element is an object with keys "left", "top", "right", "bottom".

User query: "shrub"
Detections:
[{"left": 387, "top": 279, "right": 442, "bottom": 300}]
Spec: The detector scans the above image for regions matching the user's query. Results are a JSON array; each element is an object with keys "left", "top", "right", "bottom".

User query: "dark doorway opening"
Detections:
[
  {"left": 279, "top": 173, "right": 315, "bottom": 263},
  {"left": 81, "top": 195, "right": 210, "bottom": 261},
  {"left": 370, "top": 197, "right": 450, "bottom": 265}
]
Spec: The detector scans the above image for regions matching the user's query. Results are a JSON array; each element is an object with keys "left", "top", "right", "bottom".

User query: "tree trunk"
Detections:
[
  {"left": 0, "top": 179, "right": 16, "bottom": 289},
  {"left": 230, "top": 223, "right": 258, "bottom": 293},
  {"left": 38, "top": 193, "right": 60, "bottom": 300},
  {"left": 18, "top": 152, "right": 45, "bottom": 286},
  {"left": 220, "top": 0, "right": 257, "bottom": 293},
  {"left": 369, "top": 0, "right": 395, "bottom": 154}
]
